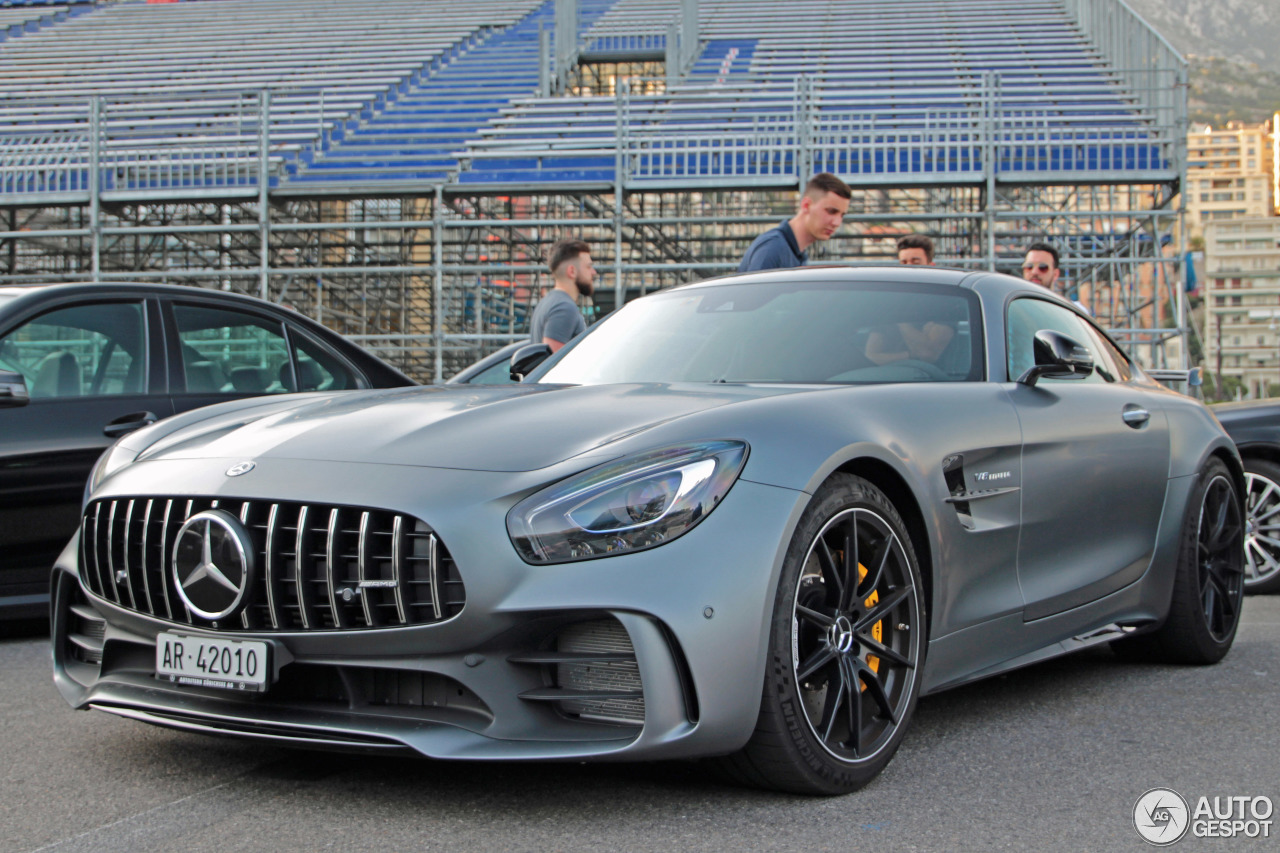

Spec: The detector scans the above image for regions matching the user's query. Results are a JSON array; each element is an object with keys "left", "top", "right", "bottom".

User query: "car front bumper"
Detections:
[{"left": 53, "top": 455, "right": 807, "bottom": 762}]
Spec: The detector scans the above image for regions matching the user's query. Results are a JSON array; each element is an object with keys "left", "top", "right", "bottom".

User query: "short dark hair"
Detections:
[
  {"left": 896, "top": 234, "right": 934, "bottom": 262},
  {"left": 803, "top": 172, "right": 852, "bottom": 201},
  {"left": 548, "top": 238, "right": 591, "bottom": 274},
  {"left": 1025, "top": 241, "right": 1060, "bottom": 269}
]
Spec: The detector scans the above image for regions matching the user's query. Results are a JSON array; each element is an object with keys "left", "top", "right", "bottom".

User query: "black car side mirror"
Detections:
[
  {"left": 1016, "top": 330, "right": 1095, "bottom": 387},
  {"left": 0, "top": 370, "right": 30, "bottom": 408},
  {"left": 509, "top": 343, "right": 552, "bottom": 381}
]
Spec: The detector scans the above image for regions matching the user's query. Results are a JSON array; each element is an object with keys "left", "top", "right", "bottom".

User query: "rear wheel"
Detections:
[
  {"left": 719, "top": 474, "right": 926, "bottom": 795},
  {"left": 1114, "top": 457, "right": 1245, "bottom": 663},
  {"left": 1243, "top": 457, "right": 1280, "bottom": 594}
]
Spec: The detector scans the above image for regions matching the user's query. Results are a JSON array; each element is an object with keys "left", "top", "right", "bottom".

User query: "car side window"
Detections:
[
  {"left": 1006, "top": 298, "right": 1108, "bottom": 384},
  {"left": 1078, "top": 323, "right": 1134, "bottom": 383},
  {"left": 0, "top": 302, "right": 145, "bottom": 399},
  {"left": 290, "top": 331, "right": 359, "bottom": 391},
  {"left": 174, "top": 304, "right": 292, "bottom": 395}
]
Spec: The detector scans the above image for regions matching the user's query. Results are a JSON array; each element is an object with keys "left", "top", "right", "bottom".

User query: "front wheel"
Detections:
[
  {"left": 719, "top": 474, "right": 926, "bottom": 795},
  {"left": 1114, "top": 457, "right": 1245, "bottom": 664}
]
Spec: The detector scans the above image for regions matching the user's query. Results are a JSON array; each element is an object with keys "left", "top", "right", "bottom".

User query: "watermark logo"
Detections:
[
  {"left": 1135, "top": 788, "right": 1191, "bottom": 846},
  {"left": 1133, "top": 789, "right": 1275, "bottom": 845}
]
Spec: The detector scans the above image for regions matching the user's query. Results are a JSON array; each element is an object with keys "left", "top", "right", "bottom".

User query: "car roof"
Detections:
[{"left": 0, "top": 281, "right": 311, "bottom": 325}]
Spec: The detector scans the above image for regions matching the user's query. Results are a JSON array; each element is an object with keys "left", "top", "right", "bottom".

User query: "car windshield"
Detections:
[{"left": 538, "top": 279, "right": 983, "bottom": 385}]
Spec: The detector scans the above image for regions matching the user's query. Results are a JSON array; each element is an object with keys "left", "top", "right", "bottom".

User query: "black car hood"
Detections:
[{"left": 142, "top": 383, "right": 821, "bottom": 472}]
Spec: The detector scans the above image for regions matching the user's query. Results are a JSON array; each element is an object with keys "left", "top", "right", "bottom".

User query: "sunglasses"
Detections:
[{"left": 1022, "top": 263, "right": 1052, "bottom": 273}]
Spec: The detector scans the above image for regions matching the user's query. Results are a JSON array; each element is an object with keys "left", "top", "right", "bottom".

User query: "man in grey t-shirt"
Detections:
[{"left": 531, "top": 238, "right": 596, "bottom": 352}]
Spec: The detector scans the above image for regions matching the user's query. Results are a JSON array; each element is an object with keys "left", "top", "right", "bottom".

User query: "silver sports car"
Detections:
[{"left": 52, "top": 266, "right": 1244, "bottom": 795}]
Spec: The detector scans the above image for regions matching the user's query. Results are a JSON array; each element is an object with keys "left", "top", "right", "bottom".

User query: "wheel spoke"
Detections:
[
  {"left": 1245, "top": 540, "right": 1280, "bottom": 580},
  {"left": 817, "top": 661, "right": 851, "bottom": 745},
  {"left": 1253, "top": 532, "right": 1280, "bottom": 549},
  {"left": 797, "top": 644, "right": 838, "bottom": 683},
  {"left": 857, "top": 536, "right": 891, "bottom": 602},
  {"left": 859, "top": 634, "right": 914, "bottom": 669},
  {"left": 854, "top": 585, "right": 912, "bottom": 633},
  {"left": 1253, "top": 493, "right": 1280, "bottom": 524},
  {"left": 841, "top": 656, "right": 863, "bottom": 756},
  {"left": 856, "top": 659, "right": 897, "bottom": 725},
  {"left": 796, "top": 603, "right": 835, "bottom": 629},
  {"left": 1250, "top": 476, "right": 1278, "bottom": 506},
  {"left": 815, "top": 536, "right": 846, "bottom": 609},
  {"left": 837, "top": 523, "right": 860, "bottom": 613}
]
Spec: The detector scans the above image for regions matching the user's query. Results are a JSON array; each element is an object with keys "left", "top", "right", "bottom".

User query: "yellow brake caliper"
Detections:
[{"left": 858, "top": 561, "right": 881, "bottom": 690}]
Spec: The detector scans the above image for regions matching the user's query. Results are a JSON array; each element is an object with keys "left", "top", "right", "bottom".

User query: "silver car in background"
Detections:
[{"left": 52, "top": 266, "right": 1244, "bottom": 795}]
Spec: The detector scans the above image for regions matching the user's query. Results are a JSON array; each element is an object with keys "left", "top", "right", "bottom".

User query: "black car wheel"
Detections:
[
  {"left": 1114, "top": 457, "right": 1245, "bottom": 663},
  {"left": 1243, "top": 458, "right": 1280, "bottom": 594},
  {"left": 721, "top": 474, "right": 925, "bottom": 795}
]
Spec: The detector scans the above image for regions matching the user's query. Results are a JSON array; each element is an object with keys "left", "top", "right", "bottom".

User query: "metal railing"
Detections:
[{"left": 0, "top": 91, "right": 286, "bottom": 202}]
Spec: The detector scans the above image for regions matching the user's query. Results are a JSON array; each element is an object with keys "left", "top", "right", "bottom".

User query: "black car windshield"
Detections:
[{"left": 538, "top": 279, "right": 983, "bottom": 385}]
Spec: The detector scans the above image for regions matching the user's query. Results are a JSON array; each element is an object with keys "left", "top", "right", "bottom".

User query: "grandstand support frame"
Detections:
[{"left": 0, "top": 0, "right": 1191, "bottom": 383}]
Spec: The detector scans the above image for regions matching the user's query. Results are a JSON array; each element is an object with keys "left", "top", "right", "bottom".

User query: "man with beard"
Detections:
[
  {"left": 531, "top": 238, "right": 597, "bottom": 352},
  {"left": 738, "top": 173, "right": 851, "bottom": 272}
]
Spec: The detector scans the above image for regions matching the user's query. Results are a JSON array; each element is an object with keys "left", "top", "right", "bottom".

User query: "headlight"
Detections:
[{"left": 507, "top": 441, "right": 748, "bottom": 564}]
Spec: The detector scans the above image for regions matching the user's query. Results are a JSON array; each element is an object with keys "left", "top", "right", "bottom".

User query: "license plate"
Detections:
[{"left": 156, "top": 632, "right": 271, "bottom": 693}]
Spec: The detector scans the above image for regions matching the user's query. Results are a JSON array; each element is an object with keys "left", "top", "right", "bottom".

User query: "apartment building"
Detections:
[
  {"left": 1203, "top": 217, "right": 1280, "bottom": 397},
  {"left": 1185, "top": 120, "right": 1276, "bottom": 241}
]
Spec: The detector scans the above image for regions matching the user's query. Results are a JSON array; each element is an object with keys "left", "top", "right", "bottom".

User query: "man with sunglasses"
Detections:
[
  {"left": 1022, "top": 241, "right": 1089, "bottom": 314},
  {"left": 1021, "top": 242, "right": 1061, "bottom": 290}
]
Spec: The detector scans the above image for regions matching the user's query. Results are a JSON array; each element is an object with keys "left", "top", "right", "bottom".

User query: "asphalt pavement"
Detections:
[{"left": 2, "top": 597, "right": 1277, "bottom": 853}]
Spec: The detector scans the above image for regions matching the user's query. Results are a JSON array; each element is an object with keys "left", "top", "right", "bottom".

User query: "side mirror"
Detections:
[
  {"left": 0, "top": 370, "right": 30, "bottom": 408},
  {"left": 509, "top": 343, "right": 552, "bottom": 381},
  {"left": 1016, "top": 330, "right": 1094, "bottom": 387}
]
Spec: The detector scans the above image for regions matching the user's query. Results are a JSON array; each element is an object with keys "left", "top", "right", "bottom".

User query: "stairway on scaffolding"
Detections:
[{"left": 288, "top": 0, "right": 618, "bottom": 187}]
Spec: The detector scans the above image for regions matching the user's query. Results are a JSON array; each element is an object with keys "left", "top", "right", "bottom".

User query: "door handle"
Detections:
[
  {"left": 103, "top": 411, "right": 158, "bottom": 438},
  {"left": 1122, "top": 406, "right": 1151, "bottom": 428}
]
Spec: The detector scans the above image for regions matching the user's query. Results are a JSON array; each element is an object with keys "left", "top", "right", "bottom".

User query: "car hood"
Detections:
[{"left": 139, "top": 383, "right": 825, "bottom": 472}]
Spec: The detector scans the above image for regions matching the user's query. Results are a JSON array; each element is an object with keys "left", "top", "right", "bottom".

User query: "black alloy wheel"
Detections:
[
  {"left": 721, "top": 474, "right": 925, "bottom": 795},
  {"left": 1113, "top": 457, "right": 1245, "bottom": 664},
  {"left": 792, "top": 506, "right": 920, "bottom": 765},
  {"left": 1196, "top": 473, "right": 1246, "bottom": 641},
  {"left": 1242, "top": 458, "right": 1280, "bottom": 594}
]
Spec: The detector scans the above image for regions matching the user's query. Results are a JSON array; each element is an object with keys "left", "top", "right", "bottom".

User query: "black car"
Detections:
[
  {"left": 1212, "top": 399, "right": 1280, "bottom": 594},
  {"left": 0, "top": 282, "right": 414, "bottom": 618}
]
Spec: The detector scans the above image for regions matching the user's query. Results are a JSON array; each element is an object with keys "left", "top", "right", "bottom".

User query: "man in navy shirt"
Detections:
[{"left": 738, "top": 173, "right": 851, "bottom": 272}]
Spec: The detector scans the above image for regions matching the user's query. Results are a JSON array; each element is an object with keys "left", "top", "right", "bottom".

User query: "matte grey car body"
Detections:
[{"left": 51, "top": 267, "right": 1245, "bottom": 794}]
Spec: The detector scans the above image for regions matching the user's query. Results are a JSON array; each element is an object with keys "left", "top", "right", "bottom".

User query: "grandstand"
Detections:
[{"left": 0, "top": 0, "right": 1188, "bottom": 381}]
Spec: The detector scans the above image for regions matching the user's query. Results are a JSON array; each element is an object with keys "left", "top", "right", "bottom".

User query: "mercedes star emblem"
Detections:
[{"left": 172, "top": 510, "right": 256, "bottom": 620}]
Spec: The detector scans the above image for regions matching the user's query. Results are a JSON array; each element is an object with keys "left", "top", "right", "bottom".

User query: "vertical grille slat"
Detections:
[
  {"left": 121, "top": 499, "right": 139, "bottom": 610},
  {"left": 158, "top": 499, "right": 175, "bottom": 620},
  {"left": 105, "top": 501, "right": 120, "bottom": 604},
  {"left": 264, "top": 503, "right": 282, "bottom": 630},
  {"left": 358, "top": 511, "right": 377, "bottom": 628},
  {"left": 138, "top": 499, "right": 155, "bottom": 615},
  {"left": 325, "top": 507, "right": 345, "bottom": 629},
  {"left": 392, "top": 515, "right": 408, "bottom": 624},
  {"left": 294, "top": 505, "right": 313, "bottom": 630},
  {"left": 82, "top": 496, "right": 463, "bottom": 633},
  {"left": 428, "top": 532, "right": 442, "bottom": 621}
]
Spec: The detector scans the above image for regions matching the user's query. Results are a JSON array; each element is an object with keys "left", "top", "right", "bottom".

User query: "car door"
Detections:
[
  {"left": 164, "top": 298, "right": 364, "bottom": 414},
  {"left": 0, "top": 297, "right": 170, "bottom": 599},
  {"left": 1005, "top": 297, "right": 1171, "bottom": 621}
]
